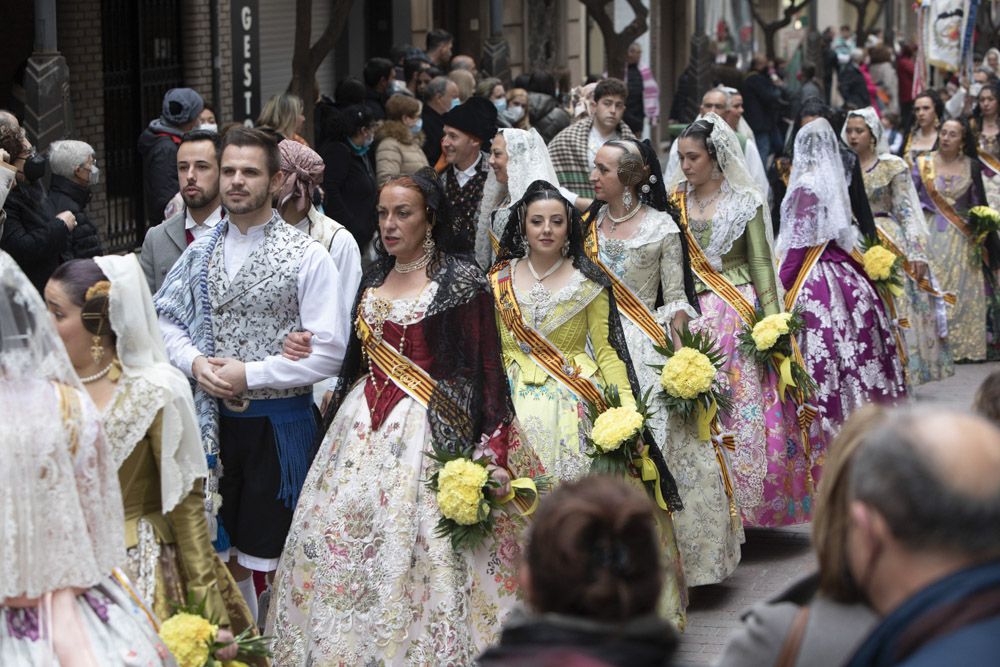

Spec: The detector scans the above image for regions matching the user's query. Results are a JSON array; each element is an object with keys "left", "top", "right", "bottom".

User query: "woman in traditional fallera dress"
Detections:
[
  {"left": 972, "top": 82, "right": 1000, "bottom": 209},
  {"left": 488, "top": 179, "right": 688, "bottom": 628},
  {"left": 912, "top": 118, "right": 1000, "bottom": 362},
  {"left": 903, "top": 90, "right": 942, "bottom": 167},
  {"left": 668, "top": 114, "right": 816, "bottom": 528},
  {"left": 45, "top": 256, "right": 255, "bottom": 638},
  {"left": 843, "top": 107, "right": 954, "bottom": 385},
  {"left": 268, "top": 168, "right": 543, "bottom": 665},
  {"left": 584, "top": 138, "right": 743, "bottom": 586},
  {"left": 778, "top": 118, "right": 907, "bottom": 442},
  {"left": 474, "top": 127, "right": 589, "bottom": 270},
  {"left": 0, "top": 251, "right": 171, "bottom": 666}
]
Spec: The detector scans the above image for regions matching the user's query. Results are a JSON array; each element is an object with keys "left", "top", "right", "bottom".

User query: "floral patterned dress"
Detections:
[
  {"left": 595, "top": 205, "right": 743, "bottom": 587},
  {"left": 862, "top": 156, "right": 953, "bottom": 384},
  {"left": 913, "top": 159, "right": 989, "bottom": 361},
  {"left": 267, "top": 283, "right": 529, "bottom": 665},
  {"left": 495, "top": 262, "right": 688, "bottom": 628},
  {"left": 978, "top": 130, "right": 1000, "bottom": 210}
]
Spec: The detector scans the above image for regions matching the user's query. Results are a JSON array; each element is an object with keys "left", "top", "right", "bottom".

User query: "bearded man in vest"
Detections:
[{"left": 155, "top": 127, "right": 349, "bottom": 621}]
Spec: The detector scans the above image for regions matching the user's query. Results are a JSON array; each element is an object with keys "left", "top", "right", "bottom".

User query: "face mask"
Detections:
[
  {"left": 450, "top": 98, "right": 460, "bottom": 110},
  {"left": 971, "top": 83, "right": 984, "bottom": 99},
  {"left": 199, "top": 123, "right": 218, "bottom": 133},
  {"left": 410, "top": 118, "right": 423, "bottom": 135},
  {"left": 505, "top": 105, "right": 525, "bottom": 122},
  {"left": 89, "top": 164, "right": 100, "bottom": 186},
  {"left": 494, "top": 98, "right": 507, "bottom": 114},
  {"left": 349, "top": 137, "right": 372, "bottom": 156}
]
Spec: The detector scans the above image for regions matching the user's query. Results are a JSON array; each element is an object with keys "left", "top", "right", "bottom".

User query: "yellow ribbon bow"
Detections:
[
  {"left": 638, "top": 445, "right": 671, "bottom": 514},
  {"left": 498, "top": 477, "right": 541, "bottom": 516},
  {"left": 695, "top": 399, "right": 718, "bottom": 441},
  {"left": 772, "top": 352, "right": 797, "bottom": 403}
]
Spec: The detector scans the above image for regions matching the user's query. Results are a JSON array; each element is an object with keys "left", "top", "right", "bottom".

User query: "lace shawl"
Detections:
[{"left": 327, "top": 253, "right": 516, "bottom": 460}]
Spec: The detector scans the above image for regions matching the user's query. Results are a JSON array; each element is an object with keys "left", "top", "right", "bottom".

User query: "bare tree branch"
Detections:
[
  {"left": 748, "top": 0, "right": 811, "bottom": 60},
  {"left": 578, "top": 0, "right": 649, "bottom": 76}
]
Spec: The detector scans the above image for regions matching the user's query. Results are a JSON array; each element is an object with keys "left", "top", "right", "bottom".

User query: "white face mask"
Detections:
[
  {"left": 505, "top": 105, "right": 525, "bottom": 122},
  {"left": 199, "top": 123, "right": 219, "bottom": 133},
  {"left": 89, "top": 164, "right": 100, "bottom": 186},
  {"left": 970, "top": 83, "right": 984, "bottom": 99}
]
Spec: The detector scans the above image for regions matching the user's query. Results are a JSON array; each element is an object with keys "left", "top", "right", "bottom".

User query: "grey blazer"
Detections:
[{"left": 139, "top": 209, "right": 187, "bottom": 294}]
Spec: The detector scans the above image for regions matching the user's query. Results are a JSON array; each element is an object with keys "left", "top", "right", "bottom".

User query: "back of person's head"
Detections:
[
  {"left": 424, "top": 75, "right": 451, "bottom": 102},
  {"left": 974, "top": 370, "right": 1000, "bottom": 427},
  {"left": 850, "top": 48, "right": 865, "bottom": 64},
  {"left": 257, "top": 93, "right": 304, "bottom": 138},
  {"left": 334, "top": 77, "right": 366, "bottom": 107},
  {"left": 0, "top": 123, "right": 24, "bottom": 161},
  {"left": 593, "top": 77, "right": 627, "bottom": 103},
  {"left": 404, "top": 58, "right": 427, "bottom": 82},
  {"left": 389, "top": 43, "right": 411, "bottom": 65},
  {"left": 48, "top": 140, "right": 94, "bottom": 179},
  {"left": 385, "top": 94, "right": 421, "bottom": 122},
  {"left": 475, "top": 77, "right": 502, "bottom": 99},
  {"left": 850, "top": 408, "right": 1000, "bottom": 560},
  {"left": 525, "top": 476, "right": 662, "bottom": 622},
  {"left": 801, "top": 64, "right": 817, "bottom": 80},
  {"left": 364, "top": 57, "right": 395, "bottom": 88},
  {"left": 448, "top": 69, "right": 476, "bottom": 102},
  {"left": 813, "top": 405, "right": 888, "bottom": 602},
  {"left": 527, "top": 70, "right": 556, "bottom": 97},
  {"left": 426, "top": 28, "right": 453, "bottom": 53},
  {"left": 221, "top": 126, "right": 281, "bottom": 177},
  {"left": 179, "top": 129, "right": 222, "bottom": 162}
]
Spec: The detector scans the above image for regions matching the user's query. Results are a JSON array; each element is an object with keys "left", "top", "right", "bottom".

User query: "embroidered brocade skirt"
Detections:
[
  {"left": 0, "top": 577, "right": 172, "bottom": 665},
  {"left": 506, "top": 363, "right": 689, "bottom": 629},
  {"left": 267, "top": 384, "right": 524, "bottom": 666},
  {"left": 690, "top": 286, "right": 818, "bottom": 528}
]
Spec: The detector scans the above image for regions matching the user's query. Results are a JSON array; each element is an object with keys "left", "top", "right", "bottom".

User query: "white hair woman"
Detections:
[{"left": 47, "top": 139, "right": 103, "bottom": 259}]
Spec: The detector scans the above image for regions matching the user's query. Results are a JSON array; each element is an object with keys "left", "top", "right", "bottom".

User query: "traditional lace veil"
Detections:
[
  {"left": 95, "top": 254, "right": 207, "bottom": 512},
  {"left": 475, "top": 127, "right": 561, "bottom": 268},
  {"left": 666, "top": 112, "right": 777, "bottom": 272},
  {"left": 841, "top": 106, "right": 890, "bottom": 156},
  {"left": 0, "top": 251, "right": 125, "bottom": 599},
  {"left": 779, "top": 118, "right": 858, "bottom": 256}
]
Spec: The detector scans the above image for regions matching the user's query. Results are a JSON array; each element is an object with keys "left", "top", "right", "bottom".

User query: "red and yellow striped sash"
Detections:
[
  {"left": 979, "top": 148, "right": 1000, "bottom": 176},
  {"left": 489, "top": 261, "right": 607, "bottom": 409},
  {"left": 583, "top": 217, "right": 669, "bottom": 348},
  {"left": 673, "top": 191, "right": 757, "bottom": 325},
  {"left": 357, "top": 316, "right": 437, "bottom": 408},
  {"left": 783, "top": 243, "right": 827, "bottom": 311},
  {"left": 918, "top": 155, "right": 974, "bottom": 240}
]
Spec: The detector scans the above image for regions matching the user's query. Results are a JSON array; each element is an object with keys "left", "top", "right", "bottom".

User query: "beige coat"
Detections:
[{"left": 375, "top": 121, "right": 430, "bottom": 186}]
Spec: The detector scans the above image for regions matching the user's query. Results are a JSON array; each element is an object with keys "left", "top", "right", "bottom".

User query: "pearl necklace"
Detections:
[
  {"left": 394, "top": 252, "right": 431, "bottom": 274},
  {"left": 526, "top": 257, "right": 565, "bottom": 282},
  {"left": 80, "top": 360, "right": 115, "bottom": 384},
  {"left": 605, "top": 203, "right": 641, "bottom": 231}
]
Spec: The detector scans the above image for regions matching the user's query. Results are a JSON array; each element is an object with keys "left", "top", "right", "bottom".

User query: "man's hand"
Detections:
[
  {"left": 486, "top": 464, "right": 512, "bottom": 500},
  {"left": 210, "top": 358, "right": 248, "bottom": 395},
  {"left": 193, "top": 355, "right": 235, "bottom": 398},
  {"left": 282, "top": 330, "right": 314, "bottom": 360},
  {"left": 214, "top": 628, "right": 238, "bottom": 661},
  {"left": 320, "top": 390, "right": 335, "bottom": 415}
]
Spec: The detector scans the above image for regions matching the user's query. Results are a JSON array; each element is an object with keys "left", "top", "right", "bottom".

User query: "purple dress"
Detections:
[{"left": 780, "top": 241, "right": 907, "bottom": 443}]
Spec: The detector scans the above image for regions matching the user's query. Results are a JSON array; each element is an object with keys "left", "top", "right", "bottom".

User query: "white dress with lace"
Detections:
[
  {"left": 596, "top": 206, "right": 744, "bottom": 586},
  {"left": 267, "top": 283, "right": 525, "bottom": 665}
]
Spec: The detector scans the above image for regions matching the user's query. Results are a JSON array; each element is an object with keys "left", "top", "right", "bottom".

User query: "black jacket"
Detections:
[
  {"left": 422, "top": 105, "right": 445, "bottom": 166},
  {"left": 741, "top": 71, "right": 784, "bottom": 135},
  {"left": 319, "top": 140, "right": 378, "bottom": 250},
  {"left": 838, "top": 64, "right": 871, "bottom": 111},
  {"left": 46, "top": 174, "right": 103, "bottom": 260},
  {"left": 479, "top": 608, "right": 679, "bottom": 667},
  {"left": 528, "top": 92, "right": 572, "bottom": 144},
  {"left": 137, "top": 119, "right": 184, "bottom": 227},
  {"left": 624, "top": 64, "right": 645, "bottom": 135},
  {"left": 0, "top": 183, "right": 70, "bottom": 293}
]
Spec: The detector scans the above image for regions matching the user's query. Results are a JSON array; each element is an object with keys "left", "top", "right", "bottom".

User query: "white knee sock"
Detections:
[{"left": 236, "top": 575, "right": 258, "bottom": 624}]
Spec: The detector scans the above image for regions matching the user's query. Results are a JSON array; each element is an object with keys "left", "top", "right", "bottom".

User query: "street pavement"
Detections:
[{"left": 675, "top": 361, "right": 1000, "bottom": 666}]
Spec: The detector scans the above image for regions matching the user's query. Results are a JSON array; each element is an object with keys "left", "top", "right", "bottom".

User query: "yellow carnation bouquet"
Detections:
[
  {"left": 859, "top": 236, "right": 904, "bottom": 296},
  {"left": 968, "top": 205, "right": 1000, "bottom": 262},
  {"left": 158, "top": 594, "right": 271, "bottom": 667},
  {"left": 650, "top": 326, "right": 731, "bottom": 438},
  {"left": 736, "top": 308, "right": 816, "bottom": 402},
  {"left": 426, "top": 432, "right": 552, "bottom": 551}
]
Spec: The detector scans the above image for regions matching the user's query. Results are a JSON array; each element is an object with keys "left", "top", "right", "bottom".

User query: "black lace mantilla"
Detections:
[{"left": 322, "top": 252, "right": 514, "bottom": 457}]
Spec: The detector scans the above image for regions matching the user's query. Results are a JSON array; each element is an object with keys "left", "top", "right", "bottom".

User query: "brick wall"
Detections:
[
  {"left": 57, "top": 0, "right": 109, "bottom": 239},
  {"left": 181, "top": 0, "right": 233, "bottom": 123}
]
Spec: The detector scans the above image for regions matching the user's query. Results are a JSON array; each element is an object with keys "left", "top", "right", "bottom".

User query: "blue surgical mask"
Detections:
[
  {"left": 349, "top": 137, "right": 373, "bottom": 156},
  {"left": 450, "top": 98, "right": 460, "bottom": 110},
  {"left": 411, "top": 118, "right": 423, "bottom": 135},
  {"left": 494, "top": 98, "right": 507, "bottom": 114}
]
